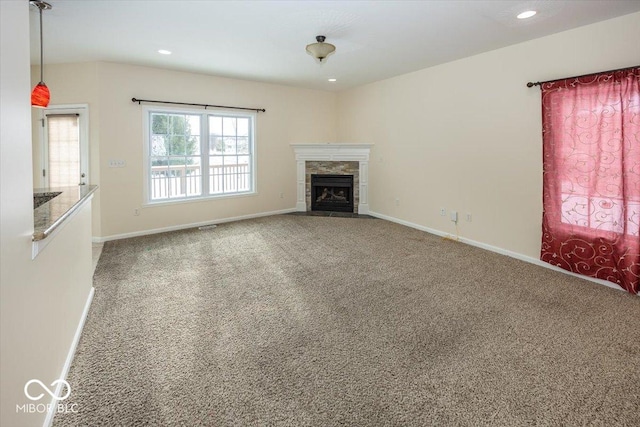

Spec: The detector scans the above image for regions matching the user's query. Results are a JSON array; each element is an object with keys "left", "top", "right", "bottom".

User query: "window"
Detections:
[
  {"left": 47, "top": 114, "right": 80, "bottom": 187},
  {"left": 556, "top": 101, "right": 639, "bottom": 236},
  {"left": 144, "top": 107, "right": 255, "bottom": 203}
]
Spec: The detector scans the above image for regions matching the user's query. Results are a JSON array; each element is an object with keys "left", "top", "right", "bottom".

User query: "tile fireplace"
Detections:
[{"left": 291, "top": 144, "right": 372, "bottom": 214}]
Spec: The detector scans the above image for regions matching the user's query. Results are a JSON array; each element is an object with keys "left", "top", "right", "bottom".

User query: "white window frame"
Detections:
[
  {"left": 38, "top": 104, "right": 90, "bottom": 187},
  {"left": 142, "top": 105, "right": 257, "bottom": 206}
]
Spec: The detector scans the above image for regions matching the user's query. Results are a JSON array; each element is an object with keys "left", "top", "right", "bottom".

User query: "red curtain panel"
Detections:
[{"left": 540, "top": 67, "right": 640, "bottom": 294}]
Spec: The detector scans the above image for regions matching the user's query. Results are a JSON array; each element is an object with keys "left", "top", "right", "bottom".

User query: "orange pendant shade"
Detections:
[
  {"left": 31, "top": 1, "right": 53, "bottom": 108},
  {"left": 31, "top": 82, "right": 50, "bottom": 108}
]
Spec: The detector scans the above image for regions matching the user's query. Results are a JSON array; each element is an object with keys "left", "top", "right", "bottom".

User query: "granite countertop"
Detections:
[{"left": 33, "top": 185, "right": 98, "bottom": 241}]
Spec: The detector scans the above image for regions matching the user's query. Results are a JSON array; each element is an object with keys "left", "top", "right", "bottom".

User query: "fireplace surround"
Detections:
[{"left": 291, "top": 144, "right": 372, "bottom": 214}]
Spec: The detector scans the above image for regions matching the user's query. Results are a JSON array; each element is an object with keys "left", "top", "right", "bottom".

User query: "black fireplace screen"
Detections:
[{"left": 311, "top": 174, "right": 354, "bottom": 212}]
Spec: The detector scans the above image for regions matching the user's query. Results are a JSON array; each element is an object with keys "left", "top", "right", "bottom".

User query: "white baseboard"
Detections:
[
  {"left": 43, "top": 286, "right": 95, "bottom": 427},
  {"left": 368, "top": 211, "right": 627, "bottom": 294},
  {"left": 93, "top": 208, "right": 297, "bottom": 243}
]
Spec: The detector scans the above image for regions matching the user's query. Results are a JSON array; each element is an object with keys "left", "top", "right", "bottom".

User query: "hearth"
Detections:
[{"left": 311, "top": 174, "right": 354, "bottom": 212}]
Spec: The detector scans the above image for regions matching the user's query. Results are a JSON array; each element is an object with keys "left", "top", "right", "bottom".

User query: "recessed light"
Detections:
[
  {"left": 517, "top": 10, "right": 537, "bottom": 19},
  {"left": 328, "top": 78, "right": 337, "bottom": 82},
  {"left": 158, "top": 49, "right": 172, "bottom": 55}
]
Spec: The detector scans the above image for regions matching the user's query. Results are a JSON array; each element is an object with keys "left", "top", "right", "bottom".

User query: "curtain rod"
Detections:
[
  {"left": 526, "top": 65, "right": 639, "bottom": 88},
  {"left": 131, "top": 97, "right": 265, "bottom": 113}
]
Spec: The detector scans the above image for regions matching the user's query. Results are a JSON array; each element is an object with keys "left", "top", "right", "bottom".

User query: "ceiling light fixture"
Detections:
[
  {"left": 306, "top": 35, "right": 336, "bottom": 63},
  {"left": 158, "top": 49, "right": 172, "bottom": 55},
  {"left": 328, "top": 78, "right": 337, "bottom": 82},
  {"left": 517, "top": 10, "right": 537, "bottom": 19},
  {"left": 30, "top": 0, "right": 52, "bottom": 108}
]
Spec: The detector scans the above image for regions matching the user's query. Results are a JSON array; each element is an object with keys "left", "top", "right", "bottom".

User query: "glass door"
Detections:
[{"left": 43, "top": 106, "right": 88, "bottom": 187}]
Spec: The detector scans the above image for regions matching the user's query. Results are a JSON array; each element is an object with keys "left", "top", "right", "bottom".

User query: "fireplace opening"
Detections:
[{"left": 311, "top": 174, "right": 354, "bottom": 212}]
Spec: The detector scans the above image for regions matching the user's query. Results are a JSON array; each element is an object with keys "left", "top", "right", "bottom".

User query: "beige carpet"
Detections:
[{"left": 54, "top": 215, "right": 639, "bottom": 426}]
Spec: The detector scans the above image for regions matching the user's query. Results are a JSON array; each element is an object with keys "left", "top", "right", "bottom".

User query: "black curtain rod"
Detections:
[
  {"left": 131, "top": 97, "right": 265, "bottom": 113},
  {"left": 526, "top": 64, "right": 639, "bottom": 88}
]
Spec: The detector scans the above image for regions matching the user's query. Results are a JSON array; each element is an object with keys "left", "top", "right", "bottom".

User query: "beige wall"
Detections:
[
  {"left": 1, "top": 2, "right": 94, "bottom": 426},
  {"left": 37, "top": 62, "right": 338, "bottom": 239},
  {"left": 31, "top": 62, "right": 102, "bottom": 237},
  {"left": 337, "top": 12, "right": 640, "bottom": 259}
]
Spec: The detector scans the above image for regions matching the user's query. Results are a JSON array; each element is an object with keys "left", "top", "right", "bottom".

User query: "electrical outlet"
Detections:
[
  {"left": 280, "top": 192, "right": 284, "bottom": 199},
  {"left": 450, "top": 210, "right": 458, "bottom": 223},
  {"left": 440, "top": 208, "right": 446, "bottom": 216},
  {"left": 134, "top": 208, "right": 140, "bottom": 216},
  {"left": 466, "top": 213, "right": 472, "bottom": 222},
  {"left": 395, "top": 198, "right": 400, "bottom": 206}
]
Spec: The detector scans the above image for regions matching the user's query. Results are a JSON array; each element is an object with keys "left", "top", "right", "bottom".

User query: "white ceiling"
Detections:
[{"left": 30, "top": 0, "right": 640, "bottom": 91}]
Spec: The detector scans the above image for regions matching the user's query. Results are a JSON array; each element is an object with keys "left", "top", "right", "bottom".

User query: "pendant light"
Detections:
[
  {"left": 306, "top": 35, "right": 336, "bottom": 63},
  {"left": 30, "top": 0, "right": 52, "bottom": 108}
]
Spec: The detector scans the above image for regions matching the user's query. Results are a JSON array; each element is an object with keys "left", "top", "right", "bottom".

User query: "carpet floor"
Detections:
[{"left": 54, "top": 215, "right": 640, "bottom": 426}]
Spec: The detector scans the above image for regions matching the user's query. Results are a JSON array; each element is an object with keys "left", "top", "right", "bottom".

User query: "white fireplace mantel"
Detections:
[{"left": 291, "top": 143, "right": 373, "bottom": 214}]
